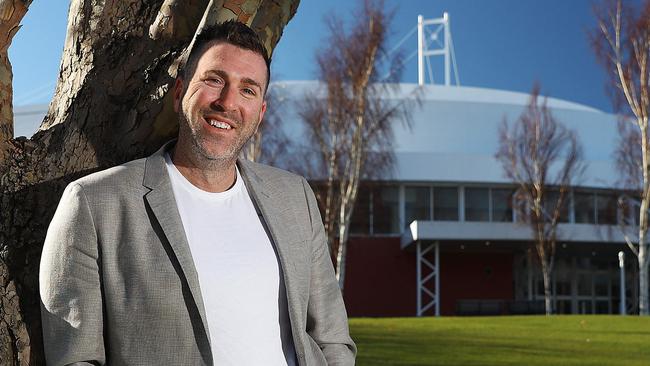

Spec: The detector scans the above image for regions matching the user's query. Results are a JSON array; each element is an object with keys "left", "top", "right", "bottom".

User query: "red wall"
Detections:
[
  {"left": 343, "top": 237, "right": 417, "bottom": 317},
  {"left": 439, "top": 251, "right": 514, "bottom": 315},
  {"left": 342, "top": 238, "right": 515, "bottom": 317}
]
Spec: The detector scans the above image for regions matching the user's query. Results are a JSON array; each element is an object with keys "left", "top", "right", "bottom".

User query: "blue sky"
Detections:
[{"left": 10, "top": 0, "right": 618, "bottom": 112}]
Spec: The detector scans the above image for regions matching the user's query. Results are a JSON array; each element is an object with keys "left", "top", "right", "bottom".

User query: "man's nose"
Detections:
[{"left": 213, "top": 84, "right": 237, "bottom": 111}]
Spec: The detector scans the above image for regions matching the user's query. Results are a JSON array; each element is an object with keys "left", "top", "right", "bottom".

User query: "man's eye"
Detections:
[
  {"left": 205, "top": 78, "right": 223, "bottom": 86},
  {"left": 242, "top": 88, "right": 256, "bottom": 96}
]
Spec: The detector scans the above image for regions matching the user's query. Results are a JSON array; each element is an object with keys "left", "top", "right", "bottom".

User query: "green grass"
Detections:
[{"left": 349, "top": 316, "right": 650, "bottom": 365}]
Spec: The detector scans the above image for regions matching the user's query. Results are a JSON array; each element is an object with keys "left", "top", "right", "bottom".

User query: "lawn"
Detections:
[{"left": 349, "top": 316, "right": 650, "bottom": 365}]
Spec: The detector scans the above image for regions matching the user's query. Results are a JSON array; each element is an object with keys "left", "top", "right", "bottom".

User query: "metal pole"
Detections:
[
  {"left": 443, "top": 12, "right": 450, "bottom": 86},
  {"left": 417, "top": 15, "right": 424, "bottom": 86},
  {"left": 619, "top": 251, "right": 626, "bottom": 315},
  {"left": 416, "top": 241, "right": 422, "bottom": 316},
  {"left": 435, "top": 241, "right": 440, "bottom": 316}
]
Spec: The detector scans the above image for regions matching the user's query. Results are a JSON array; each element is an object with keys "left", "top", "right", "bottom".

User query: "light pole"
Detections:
[{"left": 619, "top": 251, "right": 626, "bottom": 315}]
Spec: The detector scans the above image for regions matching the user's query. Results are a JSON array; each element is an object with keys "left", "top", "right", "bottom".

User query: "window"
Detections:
[
  {"left": 619, "top": 195, "right": 640, "bottom": 226},
  {"left": 465, "top": 188, "right": 489, "bottom": 221},
  {"left": 544, "top": 190, "right": 569, "bottom": 223},
  {"left": 594, "top": 274, "right": 609, "bottom": 297},
  {"left": 404, "top": 186, "right": 431, "bottom": 228},
  {"left": 492, "top": 188, "right": 515, "bottom": 222},
  {"left": 577, "top": 273, "right": 592, "bottom": 296},
  {"left": 596, "top": 193, "right": 617, "bottom": 225},
  {"left": 434, "top": 187, "right": 458, "bottom": 221},
  {"left": 574, "top": 192, "right": 596, "bottom": 224},
  {"left": 349, "top": 185, "right": 370, "bottom": 234},
  {"left": 372, "top": 185, "right": 399, "bottom": 234}
]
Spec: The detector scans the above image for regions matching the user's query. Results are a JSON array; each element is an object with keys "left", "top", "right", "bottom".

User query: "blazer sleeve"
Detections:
[
  {"left": 39, "top": 183, "right": 106, "bottom": 365},
  {"left": 301, "top": 178, "right": 357, "bottom": 365}
]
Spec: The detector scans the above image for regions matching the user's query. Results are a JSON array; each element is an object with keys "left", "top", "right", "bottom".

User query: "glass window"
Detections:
[
  {"left": 578, "top": 300, "right": 593, "bottom": 314},
  {"left": 620, "top": 195, "right": 640, "bottom": 226},
  {"left": 574, "top": 192, "right": 596, "bottom": 224},
  {"left": 434, "top": 187, "right": 458, "bottom": 221},
  {"left": 596, "top": 193, "right": 617, "bottom": 225},
  {"left": 577, "top": 273, "right": 592, "bottom": 296},
  {"left": 544, "top": 190, "right": 570, "bottom": 223},
  {"left": 404, "top": 186, "right": 431, "bottom": 228},
  {"left": 535, "top": 279, "right": 545, "bottom": 297},
  {"left": 555, "top": 300, "right": 572, "bottom": 314},
  {"left": 595, "top": 300, "right": 610, "bottom": 314},
  {"left": 465, "top": 188, "right": 489, "bottom": 221},
  {"left": 556, "top": 281, "right": 571, "bottom": 296},
  {"left": 372, "top": 185, "right": 399, "bottom": 234},
  {"left": 492, "top": 188, "right": 515, "bottom": 222},
  {"left": 349, "top": 185, "right": 370, "bottom": 234},
  {"left": 594, "top": 274, "right": 610, "bottom": 297}
]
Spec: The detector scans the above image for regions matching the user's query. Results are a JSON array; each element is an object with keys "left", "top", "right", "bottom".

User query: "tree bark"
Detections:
[
  {"left": 0, "top": 0, "right": 299, "bottom": 364},
  {"left": 0, "top": 0, "right": 31, "bottom": 164}
]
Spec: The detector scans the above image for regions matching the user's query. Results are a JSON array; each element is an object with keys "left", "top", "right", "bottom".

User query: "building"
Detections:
[{"left": 272, "top": 80, "right": 636, "bottom": 317}]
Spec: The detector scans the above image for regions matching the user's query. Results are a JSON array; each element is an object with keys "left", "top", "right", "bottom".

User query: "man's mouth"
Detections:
[{"left": 206, "top": 119, "right": 233, "bottom": 130}]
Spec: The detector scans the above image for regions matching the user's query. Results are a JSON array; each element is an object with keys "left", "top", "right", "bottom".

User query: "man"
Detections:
[{"left": 40, "top": 21, "right": 356, "bottom": 365}]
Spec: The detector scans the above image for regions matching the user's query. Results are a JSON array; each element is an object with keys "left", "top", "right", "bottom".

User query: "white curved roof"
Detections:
[{"left": 273, "top": 81, "right": 620, "bottom": 189}]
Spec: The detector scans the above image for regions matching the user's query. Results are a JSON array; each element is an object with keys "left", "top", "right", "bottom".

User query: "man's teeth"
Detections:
[{"left": 208, "top": 120, "right": 231, "bottom": 129}]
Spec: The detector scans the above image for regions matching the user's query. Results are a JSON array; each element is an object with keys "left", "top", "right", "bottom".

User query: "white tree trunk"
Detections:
[
  {"left": 638, "top": 237, "right": 648, "bottom": 315},
  {"left": 541, "top": 259, "right": 552, "bottom": 315}
]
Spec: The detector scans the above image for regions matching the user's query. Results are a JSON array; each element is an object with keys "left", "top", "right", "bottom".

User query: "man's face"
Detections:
[{"left": 174, "top": 42, "right": 267, "bottom": 164}]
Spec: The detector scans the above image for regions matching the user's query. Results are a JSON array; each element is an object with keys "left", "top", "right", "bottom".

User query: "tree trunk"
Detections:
[
  {"left": 0, "top": 0, "right": 299, "bottom": 364},
  {"left": 336, "top": 199, "right": 351, "bottom": 291},
  {"left": 638, "top": 235, "right": 648, "bottom": 315},
  {"left": 541, "top": 259, "right": 552, "bottom": 316}
]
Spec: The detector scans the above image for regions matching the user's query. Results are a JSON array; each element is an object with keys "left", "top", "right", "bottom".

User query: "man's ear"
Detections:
[
  {"left": 255, "top": 100, "right": 267, "bottom": 132},
  {"left": 173, "top": 78, "right": 184, "bottom": 113}
]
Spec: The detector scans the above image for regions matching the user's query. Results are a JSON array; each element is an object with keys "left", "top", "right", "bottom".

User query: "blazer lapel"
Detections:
[
  {"left": 142, "top": 142, "right": 211, "bottom": 348},
  {"left": 238, "top": 159, "right": 304, "bottom": 250}
]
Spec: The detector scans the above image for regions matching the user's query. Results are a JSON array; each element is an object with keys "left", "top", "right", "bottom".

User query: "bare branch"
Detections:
[
  {"left": 592, "top": 0, "right": 650, "bottom": 315},
  {"left": 298, "top": 0, "right": 416, "bottom": 291},
  {"left": 496, "top": 84, "right": 583, "bottom": 315}
]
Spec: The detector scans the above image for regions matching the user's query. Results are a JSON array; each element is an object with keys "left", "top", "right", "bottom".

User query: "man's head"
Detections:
[
  {"left": 173, "top": 21, "right": 270, "bottom": 168},
  {"left": 182, "top": 20, "right": 271, "bottom": 94}
]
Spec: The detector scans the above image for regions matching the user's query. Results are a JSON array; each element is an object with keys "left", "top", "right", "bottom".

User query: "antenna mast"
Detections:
[{"left": 417, "top": 12, "right": 460, "bottom": 86}]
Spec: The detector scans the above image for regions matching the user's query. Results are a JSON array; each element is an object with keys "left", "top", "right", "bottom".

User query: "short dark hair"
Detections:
[{"left": 181, "top": 20, "right": 271, "bottom": 93}]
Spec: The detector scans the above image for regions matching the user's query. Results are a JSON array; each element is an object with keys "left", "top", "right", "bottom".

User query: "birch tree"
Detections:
[
  {"left": 299, "top": 0, "right": 413, "bottom": 291},
  {"left": 0, "top": 0, "right": 299, "bottom": 363},
  {"left": 241, "top": 86, "right": 291, "bottom": 164},
  {"left": 592, "top": 0, "right": 650, "bottom": 315},
  {"left": 496, "top": 85, "right": 583, "bottom": 315}
]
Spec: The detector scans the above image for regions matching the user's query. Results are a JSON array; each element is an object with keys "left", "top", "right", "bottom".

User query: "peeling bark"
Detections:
[
  {"left": 0, "top": 0, "right": 31, "bottom": 165},
  {"left": 0, "top": 0, "right": 298, "bottom": 363}
]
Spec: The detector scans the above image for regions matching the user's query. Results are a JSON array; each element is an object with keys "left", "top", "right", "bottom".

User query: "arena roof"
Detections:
[{"left": 273, "top": 81, "right": 621, "bottom": 189}]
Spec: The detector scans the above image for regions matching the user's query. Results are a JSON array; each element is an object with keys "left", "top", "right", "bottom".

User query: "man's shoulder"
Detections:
[
  {"left": 71, "top": 157, "right": 147, "bottom": 192},
  {"left": 238, "top": 159, "right": 306, "bottom": 184}
]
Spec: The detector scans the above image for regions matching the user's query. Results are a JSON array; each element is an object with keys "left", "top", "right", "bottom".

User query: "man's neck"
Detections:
[{"left": 171, "top": 147, "right": 237, "bottom": 193}]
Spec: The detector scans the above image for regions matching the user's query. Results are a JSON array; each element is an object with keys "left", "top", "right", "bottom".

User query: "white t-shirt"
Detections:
[{"left": 165, "top": 154, "right": 297, "bottom": 366}]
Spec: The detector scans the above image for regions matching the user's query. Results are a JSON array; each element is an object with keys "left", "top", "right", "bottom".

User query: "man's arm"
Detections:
[
  {"left": 39, "top": 183, "right": 106, "bottom": 365},
  {"left": 301, "top": 178, "right": 357, "bottom": 365}
]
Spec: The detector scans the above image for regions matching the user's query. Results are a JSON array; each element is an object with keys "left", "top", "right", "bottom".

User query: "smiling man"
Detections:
[{"left": 39, "top": 21, "right": 356, "bottom": 366}]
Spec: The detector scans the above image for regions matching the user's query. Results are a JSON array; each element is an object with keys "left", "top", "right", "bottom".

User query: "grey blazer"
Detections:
[{"left": 39, "top": 142, "right": 356, "bottom": 365}]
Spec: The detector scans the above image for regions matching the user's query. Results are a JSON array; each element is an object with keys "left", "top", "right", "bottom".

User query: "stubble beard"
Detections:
[{"left": 177, "top": 111, "right": 255, "bottom": 171}]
